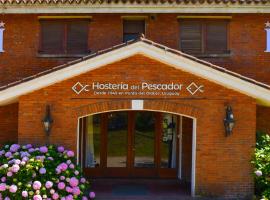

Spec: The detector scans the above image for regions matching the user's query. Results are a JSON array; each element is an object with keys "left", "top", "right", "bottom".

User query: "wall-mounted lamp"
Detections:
[
  {"left": 42, "top": 105, "right": 53, "bottom": 135},
  {"left": 224, "top": 106, "right": 235, "bottom": 136}
]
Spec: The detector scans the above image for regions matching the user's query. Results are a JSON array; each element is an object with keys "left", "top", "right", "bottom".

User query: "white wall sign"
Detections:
[
  {"left": 72, "top": 81, "right": 204, "bottom": 96},
  {"left": 265, "top": 21, "right": 270, "bottom": 53},
  {"left": 0, "top": 21, "right": 5, "bottom": 53}
]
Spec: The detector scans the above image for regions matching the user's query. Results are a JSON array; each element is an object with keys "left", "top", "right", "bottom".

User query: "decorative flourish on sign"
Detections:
[
  {"left": 186, "top": 82, "right": 204, "bottom": 95},
  {"left": 265, "top": 21, "right": 270, "bottom": 52},
  {"left": 0, "top": 21, "right": 5, "bottom": 53}
]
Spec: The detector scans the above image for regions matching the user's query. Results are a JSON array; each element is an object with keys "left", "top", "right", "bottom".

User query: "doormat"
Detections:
[{"left": 112, "top": 184, "right": 149, "bottom": 196}]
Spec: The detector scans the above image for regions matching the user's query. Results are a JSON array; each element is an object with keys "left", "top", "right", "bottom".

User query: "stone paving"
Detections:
[{"left": 91, "top": 179, "right": 239, "bottom": 200}]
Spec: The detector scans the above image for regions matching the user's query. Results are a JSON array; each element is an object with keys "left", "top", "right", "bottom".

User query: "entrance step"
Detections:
[{"left": 92, "top": 179, "right": 192, "bottom": 200}]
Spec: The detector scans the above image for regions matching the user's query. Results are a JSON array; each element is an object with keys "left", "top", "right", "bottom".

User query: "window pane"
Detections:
[
  {"left": 40, "top": 21, "right": 64, "bottom": 54},
  {"left": 123, "top": 20, "right": 145, "bottom": 42},
  {"left": 160, "top": 114, "right": 177, "bottom": 169},
  {"left": 180, "top": 21, "right": 202, "bottom": 54},
  {"left": 134, "top": 112, "right": 155, "bottom": 168},
  {"left": 67, "top": 21, "right": 89, "bottom": 54},
  {"left": 85, "top": 115, "right": 101, "bottom": 168},
  {"left": 107, "top": 112, "right": 128, "bottom": 168},
  {"left": 123, "top": 33, "right": 140, "bottom": 42},
  {"left": 206, "top": 22, "right": 228, "bottom": 53}
]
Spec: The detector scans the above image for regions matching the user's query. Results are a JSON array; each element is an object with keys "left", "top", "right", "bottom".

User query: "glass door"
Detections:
[
  {"left": 130, "top": 111, "right": 158, "bottom": 177},
  {"left": 81, "top": 111, "right": 179, "bottom": 178}
]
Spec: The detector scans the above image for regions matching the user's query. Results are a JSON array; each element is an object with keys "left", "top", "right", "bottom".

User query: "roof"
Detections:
[
  {"left": 0, "top": 0, "right": 269, "bottom": 4},
  {"left": 0, "top": 37, "right": 270, "bottom": 106},
  {"left": 1, "top": 1, "right": 270, "bottom": 14}
]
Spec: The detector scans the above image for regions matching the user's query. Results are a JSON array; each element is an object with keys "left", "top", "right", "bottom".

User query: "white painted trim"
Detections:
[
  {"left": 76, "top": 118, "right": 80, "bottom": 165},
  {"left": 178, "top": 116, "right": 183, "bottom": 180},
  {"left": 191, "top": 118, "right": 197, "bottom": 197},
  {"left": 1, "top": 41, "right": 270, "bottom": 106},
  {"left": 131, "top": 100, "right": 144, "bottom": 110},
  {"left": 76, "top": 108, "right": 196, "bottom": 197},
  {"left": 2, "top": 4, "right": 270, "bottom": 14}
]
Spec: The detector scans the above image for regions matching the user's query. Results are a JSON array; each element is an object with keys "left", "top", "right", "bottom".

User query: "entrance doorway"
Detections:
[{"left": 79, "top": 111, "right": 183, "bottom": 178}]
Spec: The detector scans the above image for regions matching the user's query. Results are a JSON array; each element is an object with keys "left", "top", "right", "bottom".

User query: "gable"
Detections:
[{"left": 0, "top": 39, "right": 270, "bottom": 106}]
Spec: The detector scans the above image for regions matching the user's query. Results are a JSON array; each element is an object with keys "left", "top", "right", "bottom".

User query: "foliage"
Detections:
[
  {"left": 0, "top": 144, "right": 95, "bottom": 200},
  {"left": 252, "top": 132, "right": 270, "bottom": 199}
]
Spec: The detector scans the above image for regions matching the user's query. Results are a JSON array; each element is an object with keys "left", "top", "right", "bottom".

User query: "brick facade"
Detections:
[
  {"left": 0, "top": 14, "right": 270, "bottom": 87},
  {"left": 15, "top": 55, "right": 256, "bottom": 198},
  {"left": 0, "top": 103, "right": 18, "bottom": 145}
]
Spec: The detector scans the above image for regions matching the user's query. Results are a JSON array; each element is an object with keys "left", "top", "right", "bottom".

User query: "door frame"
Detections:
[{"left": 76, "top": 109, "right": 197, "bottom": 197}]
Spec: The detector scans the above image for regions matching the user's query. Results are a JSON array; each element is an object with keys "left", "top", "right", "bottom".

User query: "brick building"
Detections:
[{"left": 0, "top": 2, "right": 270, "bottom": 198}]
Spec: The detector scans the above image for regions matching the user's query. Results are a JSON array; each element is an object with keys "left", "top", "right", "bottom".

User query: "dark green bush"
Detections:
[{"left": 252, "top": 132, "right": 270, "bottom": 199}]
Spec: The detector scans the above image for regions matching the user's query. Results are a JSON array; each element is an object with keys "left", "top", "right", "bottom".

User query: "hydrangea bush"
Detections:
[
  {"left": 252, "top": 132, "right": 270, "bottom": 199},
  {"left": 0, "top": 144, "right": 95, "bottom": 200}
]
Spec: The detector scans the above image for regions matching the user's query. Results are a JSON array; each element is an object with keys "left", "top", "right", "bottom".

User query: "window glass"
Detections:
[
  {"left": 107, "top": 112, "right": 128, "bottom": 168},
  {"left": 85, "top": 115, "right": 101, "bottom": 168},
  {"left": 180, "top": 20, "right": 228, "bottom": 55},
  {"left": 39, "top": 19, "right": 89, "bottom": 55},
  {"left": 160, "top": 114, "right": 178, "bottom": 169},
  {"left": 123, "top": 20, "right": 145, "bottom": 42}
]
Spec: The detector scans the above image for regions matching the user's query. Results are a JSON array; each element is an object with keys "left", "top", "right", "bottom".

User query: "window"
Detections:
[
  {"left": 39, "top": 19, "right": 89, "bottom": 55},
  {"left": 180, "top": 20, "right": 229, "bottom": 55},
  {"left": 123, "top": 20, "right": 145, "bottom": 43}
]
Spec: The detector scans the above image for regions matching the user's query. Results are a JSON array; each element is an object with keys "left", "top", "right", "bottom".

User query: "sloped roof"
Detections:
[
  {"left": 0, "top": 37, "right": 270, "bottom": 106},
  {"left": 0, "top": 0, "right": 269, "bottom": 4}
]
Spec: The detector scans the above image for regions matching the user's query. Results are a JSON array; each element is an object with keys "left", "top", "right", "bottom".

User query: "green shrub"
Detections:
[
  {"left": 0, "top": 144, "right": 95, "bottom": 200},
  {"left": 252, "top": 132, "right": 270, "bottom": 199}
]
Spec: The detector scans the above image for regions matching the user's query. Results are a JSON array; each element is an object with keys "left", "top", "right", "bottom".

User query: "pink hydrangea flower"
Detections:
[
  {"left": 11, "top": 164, "right": 20, "bottom": 173},
  {"left": 55, "top": 168, "right": 61, "bottom": 174},
  {"left": 7, "top": 172, "right": 13, "bottom": 177},
  {"left": 89, "top": 191, "right": 95, "bottom": 199},
  {"left": 59, "top": 163, "right": 68, "bottom": 171},
  {"left": 57, "top": 146, "right": 65, "bottom": 153},
  {"left": 9, "top": 185, "right": 17, "bottom": 193},
  {"left": 1, "top": 177, "right": 6, "bottom": 182},
  {"left": 66, "top": 195, "right": 74, "bottom": 200},
  {"left": 255, "top": 170, "right": 262, "bottom": 177},
  {"left": 58, "top": 182, "right": 65, "bottom": 190},
  {"left": 39, "top": 168, "right": 46, "bottom": 174},
  {"left": 52, "top": 193, "right": 59, "bottom": 200},
  {"left": 33, "top": 181, "right": 42, "bottom": 190},
  {"left": 66, "top": 186, "right": 73, "bottom": 193},
  {"left": 22, "top": 191, "right": 28, "bottom": 198},
  {"left": 80, "top": 178, "right": 86, "bottom": 183},
  {"left": 33, "top": 195, "right": 42, "bottom": 200},
  {"left": 72, "top": 187, "right": 81, "bottom": 195},
  {"left": 67, "top": 151, "right": 75, "bottom": 157},
  {"left": 39, "top": 146, "right": 48, "bottom": 153},
  {"left": 60, "top": 176, "right": 65, "bottom": 180},
  {"left": 45, "top": 181, "right": 53, "bottom": 189},
  {"left": 69, "top": 164, "right": 75, "bottom": 169},
  {"left": 82, "top": 196, "right": 88, "bottom": 200},
  {"left": 0, "top": 183, "right": 6, "bottom": 191},
  {"left": 69, "top": 177, "right": 79, "bottom": 187},
  {"left": 74, "top": 170, "right": 79, "bottom": 175}
]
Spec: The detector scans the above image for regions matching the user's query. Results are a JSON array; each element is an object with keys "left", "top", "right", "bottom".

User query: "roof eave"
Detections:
[{"left": 1, "top": 4, "right": 270, "bottom": 14}]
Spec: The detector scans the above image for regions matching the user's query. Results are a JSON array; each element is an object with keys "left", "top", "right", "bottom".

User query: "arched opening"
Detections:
[{"left": 77, "top": 109, "right": 197, "bottom": 197}]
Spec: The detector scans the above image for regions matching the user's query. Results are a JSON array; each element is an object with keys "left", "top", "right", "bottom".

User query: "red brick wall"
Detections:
[
  {"left": 0, "top": 103, "right": 18, "bottom": 145},
  {"left": 257, "top": 105, "right": 270, "bottom": 133},
  {"left": 0, "top": 14, "right": 270, "bottom": 86},
  {"left": 17, "top": 55, "right": 256, "bottom": 198},
  {"left": 181, "top": 117, "right": 193, "bottom": 183}
]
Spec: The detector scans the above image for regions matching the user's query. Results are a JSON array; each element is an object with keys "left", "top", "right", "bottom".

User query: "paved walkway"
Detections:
[{"left": 92, "top": 179, "right": 195, "bottom": 200}]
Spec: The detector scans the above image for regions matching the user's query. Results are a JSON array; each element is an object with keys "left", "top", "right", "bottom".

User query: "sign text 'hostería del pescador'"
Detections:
[{"left": 72, "top": 81, "right": 204, "bottom": 97}]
